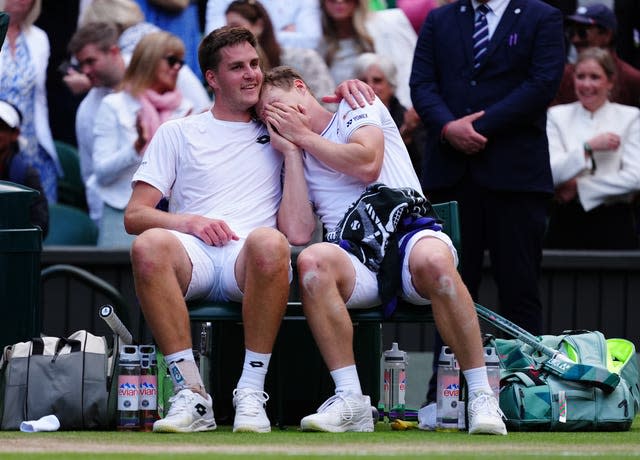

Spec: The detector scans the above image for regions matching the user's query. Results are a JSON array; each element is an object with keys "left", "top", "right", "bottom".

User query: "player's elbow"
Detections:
[{"left": 357, "top": 161, "right": 383, "bottom": 183}]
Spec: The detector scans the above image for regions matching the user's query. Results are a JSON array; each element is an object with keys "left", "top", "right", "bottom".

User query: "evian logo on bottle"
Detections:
[
  {"left": 442, "top": 383, "right": 460, "bottom": 397},
  {"left": 139, "top": 379, "right": 157, "bottom": 396}
]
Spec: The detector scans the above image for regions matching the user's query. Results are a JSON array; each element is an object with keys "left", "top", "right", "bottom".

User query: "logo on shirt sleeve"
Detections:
[{"left": 346, "top": 113, "right": 368, "bottom": 128}]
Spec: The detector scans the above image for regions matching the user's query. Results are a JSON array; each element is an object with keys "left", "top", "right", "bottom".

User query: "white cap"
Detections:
[{"left": 0, "top": 100, "right": 21, "bottom": 129}]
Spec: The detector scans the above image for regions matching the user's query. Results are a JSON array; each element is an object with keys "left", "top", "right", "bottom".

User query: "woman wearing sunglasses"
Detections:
[{"left": 91, "top": 31, "right": 193, "bottom": 248}]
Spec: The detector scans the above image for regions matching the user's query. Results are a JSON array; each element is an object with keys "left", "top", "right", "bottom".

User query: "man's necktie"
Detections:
[{"left": 473, "top": 4, "right": 490, "bottom": 69}]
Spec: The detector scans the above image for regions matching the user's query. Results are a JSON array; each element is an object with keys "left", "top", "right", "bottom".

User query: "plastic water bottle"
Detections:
[
  {"left": 484, "top": 346, "right": 501, "bottom": 400},
  {"left": 383, "top": 342, "right": 408, "bottom": 421},
  {"left": 117, "top": 344, "right": 140, "bottom": 431},
  {"left": 436, "top": 345, "right": 460, "bottom": 431},
  {"left": 139, "top": 345, "right": 159, "bottom": 431}
]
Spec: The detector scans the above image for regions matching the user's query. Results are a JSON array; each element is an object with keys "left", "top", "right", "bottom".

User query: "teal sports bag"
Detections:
[{"left": 492, "top": 330, "right": 640, "bottom": 431}]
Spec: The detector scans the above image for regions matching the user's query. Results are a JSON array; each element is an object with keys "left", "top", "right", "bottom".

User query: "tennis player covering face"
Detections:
[{"left": 257, "top": 66, "right": 507, "bottom": 435}]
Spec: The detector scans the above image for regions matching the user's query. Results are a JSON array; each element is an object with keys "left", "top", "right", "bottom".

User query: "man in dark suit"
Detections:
[{"left": 410, "top": 0, "right": 565, "bottom": 418}]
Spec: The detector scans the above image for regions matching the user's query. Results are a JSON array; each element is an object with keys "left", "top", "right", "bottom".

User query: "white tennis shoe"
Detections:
[
  {"left": 467, "top": 390, "right": 507, "bottom": 435},
  {"left": 232, "top": 388, "right": 271, "bottom": 433},
  {"left": 152, "top": 389, "right": 217, "bottom": 433},
  {"left": 300, "top": 393, "right": 374, "bottom": 432}
]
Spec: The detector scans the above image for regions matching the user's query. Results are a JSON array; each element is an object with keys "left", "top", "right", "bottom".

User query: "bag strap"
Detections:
[
  {"left": 31, "top": 337, "right": 82, "bottom": 361},
  {"left": 502, "top": 370, "right": 543, "bottom": 387},
  {"left": 31, "top": 338, "right": 45, "bottom": 356}
]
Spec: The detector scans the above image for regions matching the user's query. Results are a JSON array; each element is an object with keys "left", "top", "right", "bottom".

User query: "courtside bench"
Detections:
[{"left": 187, "top": 201, "right": 460, "bottom": 426}]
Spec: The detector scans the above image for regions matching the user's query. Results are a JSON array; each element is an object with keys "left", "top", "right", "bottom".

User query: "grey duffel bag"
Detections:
[{"left": 0, "top": 330, "right": 118, "bottom": 430}]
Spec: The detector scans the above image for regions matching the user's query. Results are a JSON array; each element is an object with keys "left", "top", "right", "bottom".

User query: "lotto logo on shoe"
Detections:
[
  {"left": 195, "top": 403, "right": 208, "bottom": 416},
  {"left": 442, "top": 383, "right": 460, "bottom": 398}
]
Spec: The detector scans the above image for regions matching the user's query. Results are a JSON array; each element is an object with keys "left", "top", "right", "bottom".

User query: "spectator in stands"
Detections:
[
  {"left": 34, "top": 0, "right": 85, "bottom": 147},
  {"left": 0, "top": 99, "right": 48, "bottom": 237},
  {"left": 206, "top": 0, "right": 322, "bottom": 50},
  {"left": 396, "top": 0, "right": 438, "bottom": 33},
  {"left": 546, "top": 47, "right": 640, "bottom": 249},
  {"left": 79, "top": 0, "right": 211, "bottom": 112},
  {"left": 0, "top": 0, "right": 60, "bottom": 203},
  {"left": 353, "top": 52, "right": 425, "bottom": 178},
  {"left": 257, "top": 65, "right": 506, "bottom": 435},
  {"left": 317, "top": 0, "right": 416, "bottom": 109},
  {"left": 225, "top": 0, "right": 336, "bottom": 108},
  {"left": 67, "top": 22, "right": 127, "bottom": 227},
  {"left": 124, "top": 26, "right": 372, "bottom": 434},
  {"left": 93, "top": 31, "right": 193, "bottom": 248},
  {"left": 552, "top": 3, "right": 640, "bottom": 108},
  {"left": 134, "top": 0, "right": 204, "bottom": 80}
]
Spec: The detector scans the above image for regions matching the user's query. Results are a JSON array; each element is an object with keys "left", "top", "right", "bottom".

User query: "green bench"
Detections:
[{"left": 187, "top": 201, "right": 460, "bottom": 426}]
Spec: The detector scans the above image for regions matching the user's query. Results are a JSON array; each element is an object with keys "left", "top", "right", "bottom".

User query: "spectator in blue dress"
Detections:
[
  {"left": 0, "top": 0, "right": 61, "bottom": 203},
  {"left": 134, "top": 0, "right": 204, "bottom": 80}
]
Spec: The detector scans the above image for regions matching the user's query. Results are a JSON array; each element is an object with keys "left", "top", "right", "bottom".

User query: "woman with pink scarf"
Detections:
[{"left": 91, "top": 31, "right": 192, "bottom": 247}]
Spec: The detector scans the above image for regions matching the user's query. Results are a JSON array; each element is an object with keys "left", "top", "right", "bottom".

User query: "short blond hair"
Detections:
[{"left": 80, "top": 0, "right": 144, "bottom": 29}]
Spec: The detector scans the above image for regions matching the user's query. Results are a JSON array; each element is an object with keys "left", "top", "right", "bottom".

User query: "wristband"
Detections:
[{"left": 584, "top": 142, "right": 596, "bottom": 174}]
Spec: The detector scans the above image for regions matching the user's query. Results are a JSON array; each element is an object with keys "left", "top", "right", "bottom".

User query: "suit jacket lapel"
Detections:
[
  {"left": 483, "top": 0, "right": 525, "bottom": 65},
  {"left": 456, "top": 0, "right": 476, "bottom": 67}
]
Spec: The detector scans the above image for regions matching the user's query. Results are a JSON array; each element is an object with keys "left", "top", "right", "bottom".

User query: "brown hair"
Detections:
[
  {"left": 262, "top": 65, "right": 303, "bottom": 90},
  {"left": 225, "top": 0, "right": 281, "bottom": 69},
  {"left": 262, "top": 65, "right": 316, "bottom": 99},
  {"left": 198, "top": 26, "right": 258, "bottom": 75},
  {"left": 320, "top": 0, "right": 374, "bottom": 67},
  {"left": 68, "top": 22, "right": 121, "bottom": 55}
]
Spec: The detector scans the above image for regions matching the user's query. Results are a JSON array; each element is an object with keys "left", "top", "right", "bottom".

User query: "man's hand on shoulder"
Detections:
[
  {"left": 443, "top": 111, "right": 487, "bottom": 155},
  {"left": 322, "top": 79, "right": 375, "bottom": 108}
]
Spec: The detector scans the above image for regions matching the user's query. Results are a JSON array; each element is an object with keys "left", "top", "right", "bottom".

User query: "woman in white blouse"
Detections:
[
  {"left": 546, "top": 47, "right": 640, "bottom": 249},
  {"left": 91, "top": 31, "right": 192, "bottom": 248}
]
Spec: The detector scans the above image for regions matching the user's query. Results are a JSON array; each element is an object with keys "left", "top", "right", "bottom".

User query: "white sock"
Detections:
[
  {"left": 165, "top": 349, "right": 206, "bottom": 396},
  {"left": 463, "top": 366, "right": 492, "bottom": 395},
  {"left": 331, "top": 365, "right": 362, "bottom": 395},
  {"left": 236, "top": 349, "right": 271, "bottom": 391}
]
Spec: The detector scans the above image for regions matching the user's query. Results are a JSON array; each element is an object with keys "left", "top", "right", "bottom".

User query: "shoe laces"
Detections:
[
  {"left": 233, "top": 388, "right": 269, "bottom": 416},
  {"left": 166, "top": 389, "right": 196, "bottom": 416},
  {"left": 316, "top": 393, "right": 358, "bottom": 421},
  {"left": 469, "top": 391, "right": 505, "bottom": 419}
]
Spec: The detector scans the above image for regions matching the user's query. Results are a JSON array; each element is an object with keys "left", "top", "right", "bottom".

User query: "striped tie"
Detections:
[{"left": 473, "top": 4, "right": 490, "bottom": 69}]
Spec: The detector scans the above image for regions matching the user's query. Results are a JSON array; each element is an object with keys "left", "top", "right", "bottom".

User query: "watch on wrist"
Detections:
[{"left": 584, "top": 142, "right": 596, "bottom": 174}]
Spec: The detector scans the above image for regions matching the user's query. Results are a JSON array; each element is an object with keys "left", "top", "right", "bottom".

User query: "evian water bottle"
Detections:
[
  {"left": 484, "top": 346, "right": 501, "bottom": 400},
  {"left": 139, "top": 345, "right": 159, "bottom": 431},
  {"left": 436, "top": 345, "right": 460, "bottom": 431},
  {"left": 383, "top": 342, "right": 408, "bottom": 421},
  {"left": 117, "top": 344, "right": 140, "bottom": 431}
]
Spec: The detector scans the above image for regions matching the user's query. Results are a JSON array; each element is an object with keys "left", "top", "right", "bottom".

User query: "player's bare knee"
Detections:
[
  {"left": 130, "top": 228, "right": 170, "bottom": 277},
  {"left": 435, "top": 274, "right": 457, "bottom": 299},
  {"left": 245, "top": 228, "right": 290, "bottom": 274},
  {"left": 297, "top": 249, "right": 331, "bottom": 295}
]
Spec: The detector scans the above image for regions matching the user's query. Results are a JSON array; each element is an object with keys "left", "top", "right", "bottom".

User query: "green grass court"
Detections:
[{"left": 1, "top": 417, "right": 639, "bottom": 459}]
